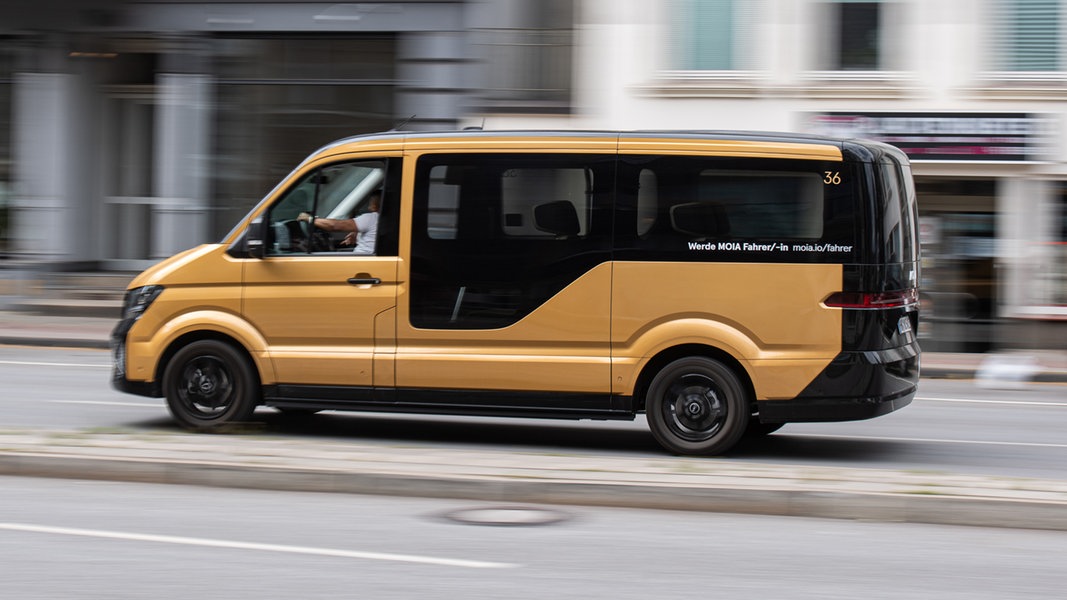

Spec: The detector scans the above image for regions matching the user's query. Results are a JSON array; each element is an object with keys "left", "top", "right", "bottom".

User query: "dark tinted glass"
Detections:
[
  {"left": 837, "top": 2, "right": 881, "bottom": 70},
  {"left": 410, "top": 153, "right": 613, "bottom": 329},
  {"left": 616, "top": 155, "right": 859, "bottom": 263},
  {"left": 880, "top": 157, "right": 919, "bottom": 266}
]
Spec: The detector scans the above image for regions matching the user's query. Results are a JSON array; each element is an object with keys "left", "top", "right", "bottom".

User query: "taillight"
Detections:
[{"left": 824, "top": 288, "right": 919, "bottom": 309}]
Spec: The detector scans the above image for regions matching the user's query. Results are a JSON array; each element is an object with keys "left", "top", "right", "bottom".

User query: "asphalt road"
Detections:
[
  {"left": 2, "top": 346, "right": 1066, "bottom": 480},
  {"left": 2, "top": 475, "right": 1065, "bottom": 600}
]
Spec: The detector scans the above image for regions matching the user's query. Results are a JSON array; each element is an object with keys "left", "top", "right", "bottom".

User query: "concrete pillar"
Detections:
[
  {"left": 152, "top": 73, "right": 211, "bottom": 259},
  {"left": 12, "top": 38, "right": 104, "bottom": 268},
  {"left": 396, "top": 32, "right": 466, "bottom": 131},
  {"left": 997, "top": 177, "right": 1051, "bottom": 313},
  {"left": 11, "top": 72, "right": 73, "bottom": 260},
  {"left": 995, "top": 176, "right": 1060, "bottom": 348}
]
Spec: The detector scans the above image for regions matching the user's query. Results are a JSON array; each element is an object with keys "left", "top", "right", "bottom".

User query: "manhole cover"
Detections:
[{"left": 441, "top": 506, "right": 570, "bottom": 527}]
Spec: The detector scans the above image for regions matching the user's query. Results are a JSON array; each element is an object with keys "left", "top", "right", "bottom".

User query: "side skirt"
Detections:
[{"left": 263, "top": 385, "right": 637, "bottom": 421}]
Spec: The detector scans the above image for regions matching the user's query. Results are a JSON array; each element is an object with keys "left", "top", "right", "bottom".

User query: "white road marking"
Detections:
[
  {"left": 915, "top": 396, "right": 1067, "bottom": 407},
  {"left": 0, "top": 360, "right": 109, "bottom": 368},
  {"left": 790, "top": 432, "right": 1067, "bottom": 449},
  {"left": 49, "top": 400, "right": 161, "bottom": 409},
  {"left": 0, "top": 522, "right": 518, "bottom": 569}
]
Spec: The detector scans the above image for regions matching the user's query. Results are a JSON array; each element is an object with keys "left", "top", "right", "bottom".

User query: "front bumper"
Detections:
[{"left": 110, "top": 318, "right": 162, "bottom": 398}]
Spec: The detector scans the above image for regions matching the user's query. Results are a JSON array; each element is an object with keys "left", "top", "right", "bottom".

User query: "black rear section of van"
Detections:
[{"left": 759, "top": 141, "right": 921, "bottom": 423}]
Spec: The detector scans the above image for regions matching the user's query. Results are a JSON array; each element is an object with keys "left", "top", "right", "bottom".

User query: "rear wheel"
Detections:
[
  {"left": 164, "top": 340, "right": 259, "bottom": 430},
  {"left": 645, "top": 356, "right": 749, "bottom": 456}
]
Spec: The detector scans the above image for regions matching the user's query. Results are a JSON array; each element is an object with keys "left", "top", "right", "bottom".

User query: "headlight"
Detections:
[{"left": 122, "top": 285, "right": 164, "bottom": 320}]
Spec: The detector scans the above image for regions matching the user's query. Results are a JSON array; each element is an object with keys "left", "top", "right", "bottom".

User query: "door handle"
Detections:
[{"left": 348, "top": 276, "right": 382, "bottom": 285}]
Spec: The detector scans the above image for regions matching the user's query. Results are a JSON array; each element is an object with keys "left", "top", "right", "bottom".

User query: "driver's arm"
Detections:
[{"left": 297, "top": 212, "right": 356, "bottom": 233}]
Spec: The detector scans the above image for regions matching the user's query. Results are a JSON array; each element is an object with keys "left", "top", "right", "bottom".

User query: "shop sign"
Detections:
[{"left": 806, "top": 112, "right": 1054, "bottom": 162}]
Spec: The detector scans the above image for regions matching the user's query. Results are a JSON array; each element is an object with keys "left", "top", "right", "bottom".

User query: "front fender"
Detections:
[{"left": 125, "top": 309, "right": 276, "bottom": 385}]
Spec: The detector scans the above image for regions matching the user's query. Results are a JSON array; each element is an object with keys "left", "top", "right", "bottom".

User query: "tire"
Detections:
[
  {"left": 645, "top": 356, "right": 749, "bottom": 456},
  {"left": 164, "top": 340, "right": 259, "bottom": 430}
]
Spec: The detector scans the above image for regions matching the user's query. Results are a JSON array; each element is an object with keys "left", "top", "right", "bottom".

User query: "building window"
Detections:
[
  {"left": 473, "top": 0, "right": 574, "bottom": 113},
  {"left": 812, "top": 1, "right": 906, "bottom": 73},
  {"left": 817, "top": 1, "right": 882, "bottom": 71},
  {"left": 835, "top": 2, "right": 880, "bottom": 70},
  {"left": 991, "top": 0, "right": 1062, "bottom": 72},
  {"left": 670, "top": 0, "right": 755, "bottom": 71}
]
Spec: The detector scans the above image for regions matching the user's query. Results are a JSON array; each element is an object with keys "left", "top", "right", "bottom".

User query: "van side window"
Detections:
[
  {"left": 636, "top": 169, "right": 658, "bottom": 237},
  {"left": 427, "top": 165, "right": 593, "bottom": 240},
  {"left": 616, "top": 156, "right": 858, "bottom": 263},
  {"left": 411, "top": 153, "right": 613, "bottom": 329},
  {"left": 264, "top": 158, "right": 400, "bottom": 256}
]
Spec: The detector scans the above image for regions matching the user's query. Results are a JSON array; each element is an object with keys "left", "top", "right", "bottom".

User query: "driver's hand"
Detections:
[
  {"left": 297, "top": 212, "right": 312, "bottom": 223},
  {"left": 341, "top": 232, "right": 356, "bottom": 246}
]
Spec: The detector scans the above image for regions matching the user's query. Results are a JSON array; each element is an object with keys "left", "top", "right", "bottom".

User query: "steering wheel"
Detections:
[
  {"left": 299, "top": 219, "right": 336, "bottom": 252},
  {"left": 276, "top": 219, "right": 335, "bottom": 253}
]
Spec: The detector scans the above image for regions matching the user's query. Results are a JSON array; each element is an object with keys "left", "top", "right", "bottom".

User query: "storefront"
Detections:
[{"left": 2, "top": 2, "right": 472, "bottom": 271}]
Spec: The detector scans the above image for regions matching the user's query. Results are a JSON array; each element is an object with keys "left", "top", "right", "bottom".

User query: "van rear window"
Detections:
[{"left": 879, "top": 158, "right": 919, "bottom": 265}]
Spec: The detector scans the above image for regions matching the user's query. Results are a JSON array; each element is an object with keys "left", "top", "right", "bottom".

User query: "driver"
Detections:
[{"left": 297, "top": 191, "right": 380, "bottom": 254}]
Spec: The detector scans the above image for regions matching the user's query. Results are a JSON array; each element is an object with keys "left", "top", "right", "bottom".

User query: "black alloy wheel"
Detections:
[
  {"left": 164, "top": 340, "right": 258, "bottom": 430},
  {"left": 645, "top": 356, "right": 749, "bottom": 455}
]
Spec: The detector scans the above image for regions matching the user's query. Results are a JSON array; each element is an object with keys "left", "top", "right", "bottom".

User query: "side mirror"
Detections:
[
  {"left": 228, "top": 216, "right": 267, "bottom": 259},
  {"left": 246, "top": 216, "right": 267, "bottom": 259}
]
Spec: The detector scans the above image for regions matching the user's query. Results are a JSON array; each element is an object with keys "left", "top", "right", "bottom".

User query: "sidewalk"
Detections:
[
  {"left": 1, "top": 309, "right": 1065, "bottom": 530},
  {"left": 0, "top": 310, "right": 117, "bottom": 349},
  {"left": 2, "top": 428, "right": 1066, "bottom": 531}
]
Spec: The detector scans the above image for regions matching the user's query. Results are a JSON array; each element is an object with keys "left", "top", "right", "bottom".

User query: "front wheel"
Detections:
[
  {"left": 645, "top": 357, "right": 749, "bottom": 456},
  {"left": 164, "top": 340, "right": 259, "bottom": 430}
]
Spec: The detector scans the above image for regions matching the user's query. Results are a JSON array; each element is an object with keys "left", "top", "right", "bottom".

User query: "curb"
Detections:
[
  {"left": 922, "top": 365, "right": 1067, "bottom": 384},
  {"left": 6, "top": 299, "right": 122, "bottom": 319},
  {"left": 2, "top": 440, "right": 1065, "bottom": 531},
  {"left": 0, "top": 336, "right": 110, "bottom": 350}
]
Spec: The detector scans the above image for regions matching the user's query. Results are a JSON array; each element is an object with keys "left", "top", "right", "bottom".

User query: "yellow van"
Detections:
[{"left": 112, "top": 130, "right": 920, "bottom": 455}]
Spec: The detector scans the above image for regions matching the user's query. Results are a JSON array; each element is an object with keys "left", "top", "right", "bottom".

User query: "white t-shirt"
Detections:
[{"left": 353, "top": 212, "right": 378, "bottom": 254}]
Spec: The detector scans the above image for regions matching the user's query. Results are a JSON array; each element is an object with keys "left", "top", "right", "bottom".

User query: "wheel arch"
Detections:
[
  {"left": 132, "top": 308, "right": 275, "bottom": 389},
  {"left": 633, "top": 344, "right": 756, "bottom": 414},
  {"left": 156, "top": 330, "right": 264, "bottom": 394}
]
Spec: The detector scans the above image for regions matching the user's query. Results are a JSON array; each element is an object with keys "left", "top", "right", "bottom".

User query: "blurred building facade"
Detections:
[
  {"left": 0, "top": 0, "right": 574, "bottom": 267},
  {"left": 1, "top": 0, "right": 1065, "bottom": 351}
]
